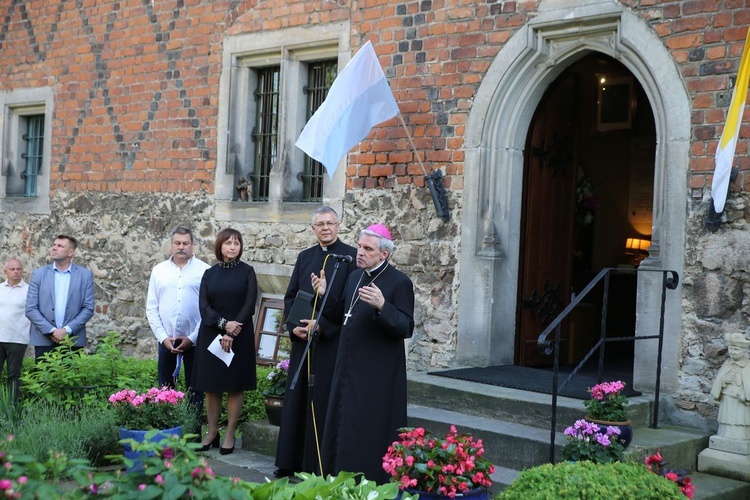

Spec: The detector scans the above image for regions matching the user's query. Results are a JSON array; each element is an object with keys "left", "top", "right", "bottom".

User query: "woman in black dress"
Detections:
[{"left": 193, "top": 228, "right": 257, "bottom": 454}]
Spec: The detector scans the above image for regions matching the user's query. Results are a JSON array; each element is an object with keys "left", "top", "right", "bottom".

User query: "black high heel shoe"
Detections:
[
  {"left": 219, "top": 438, "right": 235, "bottom": 455},
  {"left": 196, "top": 433, "right": 220, "bottom": 452}
]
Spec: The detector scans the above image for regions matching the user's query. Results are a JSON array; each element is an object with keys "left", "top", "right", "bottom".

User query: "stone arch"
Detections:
[{"left": 457, "top": 2, "right": 689, "bottom": 392}]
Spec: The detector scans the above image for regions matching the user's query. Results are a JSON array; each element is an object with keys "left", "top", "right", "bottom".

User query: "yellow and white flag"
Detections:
[{"left": 712, "top": 28, "right": 750, "bottom": 213}]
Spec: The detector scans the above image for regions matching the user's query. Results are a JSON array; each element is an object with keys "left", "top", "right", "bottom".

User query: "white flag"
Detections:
[
  {"left": 295, "top": 41, "right": 399, "bottom": 179},
  {"left": 712, "top": 28, "right": 750, "bottom": 213}
]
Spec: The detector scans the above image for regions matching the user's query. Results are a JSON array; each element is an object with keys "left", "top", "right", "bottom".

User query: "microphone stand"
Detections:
[
  {"left": 289, "top": 258, "right": 343, "bottom": 391},
  {"left": 288, "top": 257, "right": 344, "bottom": 476}
]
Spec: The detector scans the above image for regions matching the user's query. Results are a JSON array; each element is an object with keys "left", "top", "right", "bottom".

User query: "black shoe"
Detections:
[
  {"left": 273, "top": 468, "right": 294, "bottom": 478},
  {"left": 219, "top": 441, "right": 235, "bottom": 455},
  {"left": 196, "top": 432, "right": 220, "bottom": 452}
]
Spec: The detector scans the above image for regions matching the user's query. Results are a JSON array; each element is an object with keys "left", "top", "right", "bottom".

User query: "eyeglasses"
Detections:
[{"left": 311, "top": 221, "right": 339, "bottom": 228}]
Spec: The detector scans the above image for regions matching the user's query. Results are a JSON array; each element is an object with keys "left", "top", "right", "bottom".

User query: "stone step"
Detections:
[
  {"left": 407, "top": 371, "right": 654, "bottom": 432},
  {"left": 690, "top": 471, "right": 750, "bottom": 500},
  {"left": 406, "top": 403, "right": 564, "bottom": 471},
  {"left": 242, "top": 376, "right": 750, "bottom": 499}
]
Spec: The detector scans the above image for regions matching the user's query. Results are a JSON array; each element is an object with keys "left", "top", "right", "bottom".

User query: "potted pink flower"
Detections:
[
  {"left": 109, "top": 386, "right": 194, "bottom": 471},
  {"left": 383, "top": 426, "right": 495, "bottom": 499},
  {"left": 583, "top": 380, "right": 632, "bottom": 448}
]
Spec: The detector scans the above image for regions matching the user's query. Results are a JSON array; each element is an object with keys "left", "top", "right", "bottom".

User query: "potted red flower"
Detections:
[
  {"left": 645, "top": 449, "right": 695, "bottom": 498},
  {"left": 383, "top": 426, "right": 495, "bottom": 499}
]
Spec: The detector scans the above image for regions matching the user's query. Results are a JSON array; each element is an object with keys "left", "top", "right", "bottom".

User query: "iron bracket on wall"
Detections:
[{"left": 425, "top": 169, "right": 450, "bottom": 221}]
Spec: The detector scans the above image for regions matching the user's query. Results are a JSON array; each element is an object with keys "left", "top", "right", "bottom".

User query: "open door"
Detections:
[{"left": 516, "top": 75, "right": 577, "bottom": 366}]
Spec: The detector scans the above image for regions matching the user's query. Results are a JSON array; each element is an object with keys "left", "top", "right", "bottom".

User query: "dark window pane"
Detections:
[
  {"left": 252, "top": 67, "right": 280, "bottom": 201},
  {"left": 302, "top": 60, "right": 337, "bottom": 202},
  {"left": 22, "top": 115, "right": 44, "bottom": 197}
]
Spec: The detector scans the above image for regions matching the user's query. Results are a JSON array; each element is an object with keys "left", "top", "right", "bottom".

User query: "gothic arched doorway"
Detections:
[{"left": 516, "top": 54, "right": 656, "bottom": 368}]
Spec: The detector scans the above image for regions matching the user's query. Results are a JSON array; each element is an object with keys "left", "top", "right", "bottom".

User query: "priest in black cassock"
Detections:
[
  {"left": 314, "top": 223, "right": 415, "bottom": 484},
  {"left": 273, "top": 207, "right": 357, "bottom": 478}
]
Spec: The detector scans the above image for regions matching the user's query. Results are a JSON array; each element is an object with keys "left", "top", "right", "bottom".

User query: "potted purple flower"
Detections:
[
  {"left": 262, "top": 359, "right": 289, "bottom": 426},
  {"left": 561, "top": 418, "right": 625, "bottom": 464}
]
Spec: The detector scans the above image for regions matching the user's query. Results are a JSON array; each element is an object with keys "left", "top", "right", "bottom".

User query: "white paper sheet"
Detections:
[{"left": 208, "top": 334, "right": 234, "bottom": 367}]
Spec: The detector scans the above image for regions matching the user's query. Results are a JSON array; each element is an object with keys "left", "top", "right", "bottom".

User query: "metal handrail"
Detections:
[{"left": 536, "top": 267, "right": 679, "bottom": 463}]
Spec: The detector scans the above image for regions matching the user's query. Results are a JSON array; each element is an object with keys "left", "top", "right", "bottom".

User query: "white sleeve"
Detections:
[{"left": 146, "top": 268, "right": 168, "bottom": 344}]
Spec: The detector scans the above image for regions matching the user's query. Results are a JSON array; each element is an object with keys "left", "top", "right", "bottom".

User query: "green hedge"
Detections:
[{"left": 496, "top": 461, "right": 685, "bottom": 500}]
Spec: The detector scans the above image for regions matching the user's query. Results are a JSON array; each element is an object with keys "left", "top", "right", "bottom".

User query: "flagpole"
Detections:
[
  {"left": 397, "top": 111, "right": 451, "bottom": 220},
  {"left": 397, "top": 111, "right": 428, "bottom": 176}
]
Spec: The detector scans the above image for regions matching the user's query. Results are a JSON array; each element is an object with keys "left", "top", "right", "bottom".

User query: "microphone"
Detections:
[{"left": 331, "top": 254, "right": 353, "bottom": 263}]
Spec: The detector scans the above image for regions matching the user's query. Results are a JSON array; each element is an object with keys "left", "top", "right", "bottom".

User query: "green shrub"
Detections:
[
  {"left": 0, "top": 399, "right": 120, "bottom": 469},
  {"left": 496, "top": 461, "right": 685, "bottom": 500},
  {"left": 21, "top": 332, "right": 157, "bottom": 411},
  {"left": 0, "top": 433, "right": 404, "bottom": 499}
]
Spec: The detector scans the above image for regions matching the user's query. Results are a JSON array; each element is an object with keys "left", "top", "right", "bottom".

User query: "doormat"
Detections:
[{"left": 428, "top": 365, "right": 641, "bottom": 400}]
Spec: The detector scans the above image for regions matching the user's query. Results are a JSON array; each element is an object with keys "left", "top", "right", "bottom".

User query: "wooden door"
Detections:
[{"left": 516, "top": 75, "right": 577, "bottom": 366}]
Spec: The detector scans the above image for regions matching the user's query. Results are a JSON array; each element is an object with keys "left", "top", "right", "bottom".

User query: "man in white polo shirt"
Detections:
[
  {"left": 0, "top": 258, "right": 31, "bottom": 402},
  {"left": 146, "top": 225, "right": 210, "bottom": 425}
]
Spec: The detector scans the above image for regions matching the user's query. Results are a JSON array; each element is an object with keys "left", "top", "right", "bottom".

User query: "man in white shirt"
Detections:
[
  {"left": 0, "top": 258, "right": 31, "bottom": 402},
  {"left": 146, "top": 226, "right": 210, "bottom": 417}
]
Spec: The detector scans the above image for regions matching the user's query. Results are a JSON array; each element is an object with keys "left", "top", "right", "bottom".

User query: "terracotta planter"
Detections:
[
  {"left": 584, "top": 416, "right": 633, "bottom": 449},
  {"left": 264, "top": 396, "right": 284, "bottom": 426}
]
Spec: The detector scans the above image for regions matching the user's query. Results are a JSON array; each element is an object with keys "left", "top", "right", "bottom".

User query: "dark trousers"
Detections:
[
  {"left": 158, "top": 343, "right": 203, "bottom": 431},
  {"left": 34, "top": 344, "right": 82, "bottom": 362},
  {"left": 0, "top": 342, "right": 27, "bottom": 402}
]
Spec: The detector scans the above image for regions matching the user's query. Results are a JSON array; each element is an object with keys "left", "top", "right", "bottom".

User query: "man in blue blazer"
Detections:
[{"left": 26, "top": 235, "right": 95, "bottom": 360}]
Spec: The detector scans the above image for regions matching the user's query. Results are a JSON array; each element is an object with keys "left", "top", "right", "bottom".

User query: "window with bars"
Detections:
[
  {"left": 217, "top": 25, "right": 348, "bottom": 222},
  {"left": 302, "top": 60, "right": 337, "bottom": 202},
  {"left": 21, "top": 115, "right": 44, "bottom": 197},
  {"left": 252, "top": 67, "right": 280, "bottom": 202},
  {"left": 1, "top": 88, "right": 53, "bottom": 214}
]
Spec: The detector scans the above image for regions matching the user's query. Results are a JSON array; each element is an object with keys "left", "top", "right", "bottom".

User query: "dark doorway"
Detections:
[{"left": 516, "top": 53, "right": 656, "bottom": 369}]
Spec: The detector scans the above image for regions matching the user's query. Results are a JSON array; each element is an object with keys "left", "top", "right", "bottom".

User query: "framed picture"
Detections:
[
  {"left": 254, "top": 296, "right": 289, "bottom": 365},
  {"left": 596, "top": 75, "right": 635, "bottom": 132}
]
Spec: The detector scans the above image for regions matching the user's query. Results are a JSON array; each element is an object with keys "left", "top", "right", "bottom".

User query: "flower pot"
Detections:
[
  {"left": 119, "top": 425, "right": 182, "bottom": 472},
  {"left": 396, "top": 487, "right": 489, "bottom": 499},
  {"left": 264, "top": 396, "right": 284, "bottom": 426},
  {"left": 584, "top": 416, "right": 633, "bottom": 449}
]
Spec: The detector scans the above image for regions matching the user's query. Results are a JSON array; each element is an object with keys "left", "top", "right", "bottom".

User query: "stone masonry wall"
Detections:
[{"left": 0, "top": 186, "right": 461, "bottom": 369}]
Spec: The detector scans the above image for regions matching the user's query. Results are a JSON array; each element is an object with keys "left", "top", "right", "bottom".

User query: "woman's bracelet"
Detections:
[{"left": 217, "top": 317, "right": 228, "bottom": 330}]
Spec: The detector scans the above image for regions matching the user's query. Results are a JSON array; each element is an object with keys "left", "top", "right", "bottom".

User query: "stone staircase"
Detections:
[{"left": 242, "top": 370, "right": 750, "bottom": 499}]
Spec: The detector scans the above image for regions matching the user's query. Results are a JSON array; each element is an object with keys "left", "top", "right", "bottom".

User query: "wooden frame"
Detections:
[
  {"left": 254, "top": 296, "right": 289, "bottom": 365},
  {"left": 596, "top": 75, "right": 635, "bottom": 132}
]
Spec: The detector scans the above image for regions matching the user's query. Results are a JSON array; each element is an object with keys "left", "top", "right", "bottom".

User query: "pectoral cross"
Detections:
[{"left": 343, "top": 310, "right": 353, "bottom": 325}]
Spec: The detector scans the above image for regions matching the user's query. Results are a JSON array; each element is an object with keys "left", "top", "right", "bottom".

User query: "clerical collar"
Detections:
[
  {"left": 365, "top": 260, "right": 387, "bottom": 276},
  {"left": 320, "top": 238, "right": 338, "bottom": 252}
]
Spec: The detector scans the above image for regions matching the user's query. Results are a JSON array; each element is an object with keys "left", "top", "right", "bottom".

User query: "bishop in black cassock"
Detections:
[
  {"left": 274, "top": 208, "right": 357, "bottom": 477},
  {"left": 316, "top": 224, "right": 415, "bottom": 484}
]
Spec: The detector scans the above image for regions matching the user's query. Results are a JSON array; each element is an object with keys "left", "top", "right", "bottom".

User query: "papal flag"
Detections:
[
  {"left": 712, "top": 27, "right": 750, "bottom": 213},
  {"left": 295, "top": 40, "right": 399, "bottom": 179}
]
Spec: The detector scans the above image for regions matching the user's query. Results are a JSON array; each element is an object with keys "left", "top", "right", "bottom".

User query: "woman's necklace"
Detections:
[{"left": 343, "top": 262, "right": 389, "bottom": 325}]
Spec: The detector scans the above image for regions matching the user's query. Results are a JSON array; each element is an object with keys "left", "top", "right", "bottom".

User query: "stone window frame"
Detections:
[
  {"left": 215, "top": 22, "right": 351, "bottom": 223},
  {"left": 0, "top": 87, "right": 54, "bottom": 214}
]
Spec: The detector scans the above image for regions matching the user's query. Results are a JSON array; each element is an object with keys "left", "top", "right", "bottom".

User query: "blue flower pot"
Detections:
[
  {"left": 396, "top": 487, "right": 489, "bottom": 499},
  {"left": 119, "top": 425, "right": 182, "bottom": 472},
  {"left": 584, "top": 416, "right": 633, "bottom": 449}
]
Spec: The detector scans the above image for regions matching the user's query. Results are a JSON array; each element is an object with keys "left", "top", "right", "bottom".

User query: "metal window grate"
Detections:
[
  {"left": 302, "top": 60, "right": 337, "bottom": 202},
  {"left": 252, "top": 67, "right": 280, "bottom": 201},
  {"left": 22, "top": 115, "right": 44, "bottom": 197}
]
